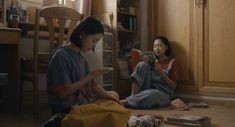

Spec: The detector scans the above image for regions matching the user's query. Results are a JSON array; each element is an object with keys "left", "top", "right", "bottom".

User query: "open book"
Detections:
[{"left": 131, "top": 49, "right": 157, "bottom": 71}]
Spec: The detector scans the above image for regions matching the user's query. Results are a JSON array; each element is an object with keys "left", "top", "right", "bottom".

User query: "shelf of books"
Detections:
[
  {"left": 102, "top": 32, "right": 113, "bottom": 88},
  {"left": 83, "top": 32, "right": 114, "bottom": 90}
]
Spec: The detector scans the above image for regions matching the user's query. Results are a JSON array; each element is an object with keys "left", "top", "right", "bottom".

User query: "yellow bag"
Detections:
[{"left": 62, "top": 98, "right": 130, "bottom": 127}]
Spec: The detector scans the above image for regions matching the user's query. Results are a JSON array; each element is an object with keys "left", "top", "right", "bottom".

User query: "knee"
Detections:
[{"left": 137, "top": 61, "right": 150, "bottom": 69}]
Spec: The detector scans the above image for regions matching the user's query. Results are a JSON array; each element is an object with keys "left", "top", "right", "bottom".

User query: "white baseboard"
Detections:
[{"left": 176, "top": 93, "right": 235, "bottom": 107}]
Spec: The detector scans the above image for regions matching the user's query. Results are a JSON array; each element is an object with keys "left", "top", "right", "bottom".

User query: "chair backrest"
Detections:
[
  {"left": 33, "top": 6, "right": 82, "bottom": 72},
  {"left": 34, "top": 6, "right": 82, "bottom": 55},
  {"left": 131, "top": 48, "right": 141, "bottom": 71}
]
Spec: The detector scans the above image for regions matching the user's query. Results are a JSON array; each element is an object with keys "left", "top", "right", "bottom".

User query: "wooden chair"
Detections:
[{"left": 20, "top": 6, "right": 82, "bottom": 118}]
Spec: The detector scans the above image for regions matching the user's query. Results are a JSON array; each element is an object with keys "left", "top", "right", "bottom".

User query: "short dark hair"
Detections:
[
  {"left": 70, "top": 16, "right": 104, "bottom": 48},
  {"left": 155, "top": 36, "right": 172, "bottom": 57}
]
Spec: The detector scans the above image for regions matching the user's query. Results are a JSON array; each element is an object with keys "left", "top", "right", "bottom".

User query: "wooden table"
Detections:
[
  {"left": 19, "top": 21, "right": 68, "bottom": 39},
  {"left": 0, "top": 27, "right": 21, "bottom": 113}
]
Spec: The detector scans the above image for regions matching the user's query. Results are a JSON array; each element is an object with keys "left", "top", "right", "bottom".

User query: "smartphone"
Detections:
[{"left": 103, "top": 67, "right": 114, "bottom": 72}]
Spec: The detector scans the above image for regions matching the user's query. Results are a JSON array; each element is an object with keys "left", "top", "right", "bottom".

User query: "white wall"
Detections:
[
  {"left": 140, "top": 0, "right": 148, "bottom": 51},
  {"left": 19, "top": 0, "right": 74, "bottom": 9}
]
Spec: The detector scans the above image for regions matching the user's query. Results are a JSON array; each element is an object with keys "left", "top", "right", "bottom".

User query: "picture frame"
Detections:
[{"left": 0, "top": 0, "right": 6, "bottom": 26}]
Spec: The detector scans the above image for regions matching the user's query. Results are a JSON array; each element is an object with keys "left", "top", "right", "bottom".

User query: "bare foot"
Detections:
[{"left": 119, "top": 99, "right": 130, "bottom": 108}]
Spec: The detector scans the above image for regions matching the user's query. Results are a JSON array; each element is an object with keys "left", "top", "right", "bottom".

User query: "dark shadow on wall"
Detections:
[{"left": 171, "top": 41, "right": 194, "bottom": 83}]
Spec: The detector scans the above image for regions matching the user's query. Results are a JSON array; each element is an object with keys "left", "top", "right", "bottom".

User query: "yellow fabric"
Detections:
[{"left": 62, "top": 98, "right": 130, "bottom": 127}]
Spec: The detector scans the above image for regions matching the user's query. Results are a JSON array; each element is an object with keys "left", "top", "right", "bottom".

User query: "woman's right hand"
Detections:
[
  {"left": 90, "top": 68, "right": 106, "bottom": 78},
  {"left": 154, "top": 62, "right": 163, "bottom": 73}
]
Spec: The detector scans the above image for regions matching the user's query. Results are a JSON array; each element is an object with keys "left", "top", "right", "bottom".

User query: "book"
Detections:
[
  {"left": 141, "top": 51, "right": 157, "bottom": 64},
  {"left": 166, "top": 114, "right": 211, "bottom": 127},
  {"left": 165, "top": 120, "right": 208, "bottom": 127},
  {"left": 131, "top": 49, "right": 158, "bottom": 71},
  {"left": 131, "top": 49, "right": 141, "bottom": 71},
  {"left": 188, "top": 102, "right": 209, "bottom": 108}
]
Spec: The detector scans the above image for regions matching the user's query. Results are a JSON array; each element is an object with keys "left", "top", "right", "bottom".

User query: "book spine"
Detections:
[
  {"left": 133, "top": 17, "right": 136, "bottom": 31},
  {"left": 129, "top": 17, "right": 133, "bottom": 30}
]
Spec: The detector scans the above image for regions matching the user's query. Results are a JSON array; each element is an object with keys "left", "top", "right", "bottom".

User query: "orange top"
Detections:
[
  {"left": 158, "top": 59, "right": 180, "bottom": 82},
  {"left": 131, "top": 49, "right": 142, "bottom": 71}
]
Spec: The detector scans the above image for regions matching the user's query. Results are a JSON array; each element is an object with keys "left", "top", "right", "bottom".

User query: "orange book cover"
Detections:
[{"left": 131, "top": 49, "right": 141, "bottom": 71}]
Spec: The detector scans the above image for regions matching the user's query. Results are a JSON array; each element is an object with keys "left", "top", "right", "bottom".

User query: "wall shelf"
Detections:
[{"left": 118, "top": 28, "right": 136, "bottom": 33}]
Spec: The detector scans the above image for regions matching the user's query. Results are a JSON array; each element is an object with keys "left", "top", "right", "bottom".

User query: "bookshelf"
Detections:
[
  {"left": 92, "top": 0, "right": 140, "bottom": 98},
  {"left": 117, "top": 11, "right": 137, "bottom": 32},
  {"left": 102, "top": 32, "right": 114, "bottom": 89},
  {"left": 83, "top": 32, "right": 114, "bottom": 90}
]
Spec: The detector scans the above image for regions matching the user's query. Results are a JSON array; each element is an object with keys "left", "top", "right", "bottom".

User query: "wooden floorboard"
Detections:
[{"left": 0, "top": 103, "right": 235, "bottom": 127}]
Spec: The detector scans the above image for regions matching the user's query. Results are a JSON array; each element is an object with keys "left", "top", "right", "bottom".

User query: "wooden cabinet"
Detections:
[
  {"left": 92, "top": 0, "right": 140, "bottom": 98},
  {"left": 0, "top": 27, "right": 21, "bottom": 113},
  {"left": 202, "top": 0, "right": 235, "bottom": 96},
  {"left": 152, "top": 0, "right": 235, "bottom": 97}
]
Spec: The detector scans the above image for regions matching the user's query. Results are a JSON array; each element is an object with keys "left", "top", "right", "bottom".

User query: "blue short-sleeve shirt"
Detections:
[{"left": 47, "top": 47, "right": 91, "bottom": 113}]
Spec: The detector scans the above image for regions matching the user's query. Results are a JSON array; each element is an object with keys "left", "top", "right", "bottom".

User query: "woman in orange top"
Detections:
[{"left": 122, "top": 36, "right": 179, "bottom": 109}]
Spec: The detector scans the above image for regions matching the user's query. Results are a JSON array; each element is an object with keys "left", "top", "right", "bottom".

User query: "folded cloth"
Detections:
[
  {"left": 170, "top": 98, "right": 189, "bottom": 111},
  {"left": 128, "top": 115, "right": 163, "bottom": 127}
]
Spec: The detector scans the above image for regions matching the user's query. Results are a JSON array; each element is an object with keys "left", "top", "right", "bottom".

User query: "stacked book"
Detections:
[{"left": 165, "top": 114, "right": 211, "bottom": 127}]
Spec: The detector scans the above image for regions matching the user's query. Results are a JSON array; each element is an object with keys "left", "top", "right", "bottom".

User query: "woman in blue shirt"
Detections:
[{"left": 47, "top": 17, "right": 119, "bottom": 114}]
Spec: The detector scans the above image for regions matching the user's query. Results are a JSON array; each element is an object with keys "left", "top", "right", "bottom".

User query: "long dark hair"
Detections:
[
  {"left": 155, "top": 36, "right": 172, "bottom": 58},
  {"left": 70, "top": 16, "right": 104, "bottom": 48}
]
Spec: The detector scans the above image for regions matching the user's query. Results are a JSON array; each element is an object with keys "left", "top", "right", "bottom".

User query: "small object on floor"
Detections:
[
  {"left": 165, "top": 114, "right": 211, "bottom": 127},
  {"left": 128, "top": 115, "right": 138, "bottom": 127},
  {"left": 43, "top": 113, "right": 66, "bottom": 127},
  {"left": 128, "top": 115, "right": 163, "bottom": 127},
  {"left": 137, "top": 114, "right": 165, "bottom": 122},
  {"left": 188, "top": 102, "right": 209, "bottom": 108},
  {"left": 170, "top": 98, "right": 190, "bottom": 111}
]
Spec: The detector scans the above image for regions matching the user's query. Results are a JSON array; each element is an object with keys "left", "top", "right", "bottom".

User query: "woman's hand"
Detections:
[
  {"left": 154, "top": 61, "right": 168, "bottom": 79},
  {"left": 91, "top": 80, "right": 120, "bottom": 101},
  {"left": 154, "top": 61, "right": 177, "bottom": 89},
  {"left": 90, "top": 68, "right": 108, "bottom": 78},
  {"left": 154, "top": 62, "right": 163, "bottom": 74}
]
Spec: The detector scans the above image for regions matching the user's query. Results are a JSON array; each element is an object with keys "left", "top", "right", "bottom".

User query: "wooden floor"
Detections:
[
  {"left": 132, "top": 105, "right": 235, "bottom": 127},
  {"left": 0, "top": 103, "right": 235, "bottom": 127},
  {"left": 0, "top": 104, "right": 51, "bottom": 127}
]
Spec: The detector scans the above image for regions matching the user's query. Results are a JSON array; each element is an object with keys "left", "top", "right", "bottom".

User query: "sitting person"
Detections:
[
  {"left": 121, "top": 36, "right": 179, "bottom": 109},
  {"left": 47, "top": 17, "right": 119, "bottom": 114}
]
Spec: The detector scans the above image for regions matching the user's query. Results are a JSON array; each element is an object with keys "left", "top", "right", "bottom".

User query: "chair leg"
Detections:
[
  {"left": 19, "top": 60, "right": 24, "bottom": 112},
  {"left": 33, "top": 75, "right": 39, "bottom": 118},
  {"left": 19, "top": 78, "right": 23, "bottom": 112}
]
